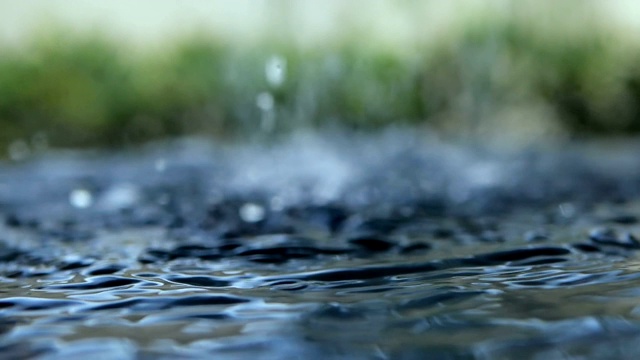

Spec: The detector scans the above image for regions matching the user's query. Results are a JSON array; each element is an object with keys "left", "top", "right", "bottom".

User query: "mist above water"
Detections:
[{"left": 1, "top": 128, "right": 638, "bottom": 224}]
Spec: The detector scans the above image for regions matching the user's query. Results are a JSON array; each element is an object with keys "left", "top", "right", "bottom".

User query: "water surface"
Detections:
[{"left": 2, "top": 133, "right": 640, "bottom": 359}]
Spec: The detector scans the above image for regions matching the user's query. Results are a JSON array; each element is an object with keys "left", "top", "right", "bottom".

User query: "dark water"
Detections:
[{"left": 3, "top": 132, "right": 640, "bottom": 359}]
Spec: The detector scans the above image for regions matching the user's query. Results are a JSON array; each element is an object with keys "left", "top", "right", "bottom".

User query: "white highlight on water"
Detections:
[{"left": 70, "top": 188, "right": 93, "bottom": 209}]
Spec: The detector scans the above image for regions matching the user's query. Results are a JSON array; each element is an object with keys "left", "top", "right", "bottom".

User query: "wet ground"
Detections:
[{"left": 3, "top": 132, "right": 640, "bottom": 359}]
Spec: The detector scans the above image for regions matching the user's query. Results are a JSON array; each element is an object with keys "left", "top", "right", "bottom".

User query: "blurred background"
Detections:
[{"left": 1, "top": 0, "right": 640, "bottom": 158}]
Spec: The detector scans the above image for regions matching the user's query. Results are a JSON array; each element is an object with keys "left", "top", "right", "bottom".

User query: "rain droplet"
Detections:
[
  {"left": 265, "top": 55, "right": 286, "bottom": 87},
  {"left": 70, "top": 189, "right": 93, "bottom": 209},
  {"left": 239, "top": 203, "right": 266, "bottom": 223}
]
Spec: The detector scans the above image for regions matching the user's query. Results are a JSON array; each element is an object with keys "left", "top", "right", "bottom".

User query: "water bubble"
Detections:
[
  {"left": 70, "top": 189, "right": 94, "bottom": 209},
  {"left": 239, "top": 203, "right": 266, "bottom": 223},
  {"left": 265, "top": 55, "right": 287, "bottom": 87},
  {"left": 8, "top": 140, "right": 30, "bottom": 161}
]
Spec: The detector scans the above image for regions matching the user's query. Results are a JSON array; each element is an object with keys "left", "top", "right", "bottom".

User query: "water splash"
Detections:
[
  {"left": 256, "top": 92, "right": 276, "bottom": 132},
  {"left": 100, "top": 183, "right": 140, "bottom": 210},
  {"left": 256, "top": 92, "right": 274, "bottom": 111}
]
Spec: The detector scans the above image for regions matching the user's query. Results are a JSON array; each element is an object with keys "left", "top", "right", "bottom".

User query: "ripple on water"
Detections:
[
  {"left": 43, "top": 276, "right": 144, "bottom": 291},
  {"left": 0, "top": 298, "right": 83, "bottom": 313},
  {"left": 82, "top": 294, "right": 251, "bottom": 313}
]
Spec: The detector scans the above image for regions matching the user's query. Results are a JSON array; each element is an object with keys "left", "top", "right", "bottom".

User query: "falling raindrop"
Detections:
[
  {"left": 256, "top": 92, "right": 275, "bottom": 111},
  {"left": 265, "top": 55, "right": 286, "bottom": 87},
  {"left": 70, "top": 189, "right": 94, "bottom": 209},
  {"left": 239, "top": 203, "right": 266, "bottom": 223}
]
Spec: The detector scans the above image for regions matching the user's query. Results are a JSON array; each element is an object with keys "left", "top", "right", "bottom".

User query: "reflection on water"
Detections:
[{"left": 3, "top": 133, "right": 640, "bottom": 358}]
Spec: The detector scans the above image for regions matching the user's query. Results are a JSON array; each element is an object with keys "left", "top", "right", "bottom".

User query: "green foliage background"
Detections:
[{"left": 1, "top": 5, "right": 640, "bottom": 152}]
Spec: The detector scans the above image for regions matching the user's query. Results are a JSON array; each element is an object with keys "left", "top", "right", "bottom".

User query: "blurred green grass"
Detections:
[{"left": 1, "top": 7, "right": 640, "bottom": 154}]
